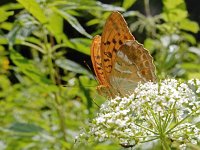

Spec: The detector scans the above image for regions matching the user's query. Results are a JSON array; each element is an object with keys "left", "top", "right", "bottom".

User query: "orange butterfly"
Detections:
[{"left": 90, "top": 11, "right": 156, "bottom": 98}]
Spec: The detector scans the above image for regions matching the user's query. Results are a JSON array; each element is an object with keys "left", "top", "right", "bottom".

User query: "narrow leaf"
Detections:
[
  {"left": 163, "top": 0, "right": 184, "bottom": 9},
  {"left": 9, "top": 122, "right": 43, "bottom": 133},
  {"left": 47, "top": 10, "right": 64, "bottom": 42},
  {"left": 16, "top": 0, "right": 48, "bottom": 24},
  {"left": 180, "top": 19, "right": 199, "bottom": 33},
  {"left": 0, "top": 8, "right": 14, "bottom": 23},
  {"left": 122, "top": 0, "right": 137, "bottom": 10},
  {"left": 52, "top": 7, "right": 91, "bottom": 38},
  {"left": 70, "top": 38, "right": 91, "bottom": 55},
  {"left": 55, "top": 58, "right": 91, "bottom": 76},
  {"left": 10, "top": 50, "right": 52, "bottom": 85}
]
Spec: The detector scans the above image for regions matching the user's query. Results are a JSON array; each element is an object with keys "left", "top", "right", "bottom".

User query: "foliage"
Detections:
[
  {"left": 0, "top": 0, "right": 199, "bottom": 149},
  {"left": 124, "top": 0, "right": 200, "bottom": 79}
]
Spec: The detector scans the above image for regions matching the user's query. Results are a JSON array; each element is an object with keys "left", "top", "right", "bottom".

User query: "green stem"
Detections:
[
  {"left": 43, "top": 32, "right": 68, "bottom": 145},
  {"left": 140, "top": 137, "right": 158, "bottom": 143},
  {"left": 166, "top": 106, "right": 200, "bottom": 134},
  {"left": 163, "top": 102, "right": 176, "bottom": 131},
  {"left": 146, "top": 104, "right": 160, "bottom": 132},
  {"left": 135, "top": 123, "right": 157, "bottom": 134},
  {"left": 54, "top": 92, "right": 68, "bottom": 141},
  {"left": 144, "top": 0, "right": 151, "bottom": 17},
  {"left": 161, "top": 135, "right": 171, "bottom": 150}
]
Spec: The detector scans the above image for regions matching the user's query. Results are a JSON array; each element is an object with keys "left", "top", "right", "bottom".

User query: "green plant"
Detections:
[
  {"left": 0, "top": 0, "right": 199, "bottom": 149},
  {"left": 124, "top": 0, "right": 200, "bottom": 79}
]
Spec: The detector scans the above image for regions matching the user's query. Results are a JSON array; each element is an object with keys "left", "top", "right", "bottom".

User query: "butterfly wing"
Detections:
[
  {"left": 91, "top": 11, "right": 157, "bottom": 98},
  {"left": 90, "top": 35, "right": 114, "bottom": 97},
  {"left": 101, "top": 11, "right": 135, "bottom": 84},
  {"left": 90, "top": 35, "right": 108, "bottom": 86},
  {"left": 110, "top": 40, "right": 156, "bottom": 96}
]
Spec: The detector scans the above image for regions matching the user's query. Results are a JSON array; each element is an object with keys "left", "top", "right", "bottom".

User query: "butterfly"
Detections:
[{"left": 90, "top": 11, "right": 156, "bottom": 98}]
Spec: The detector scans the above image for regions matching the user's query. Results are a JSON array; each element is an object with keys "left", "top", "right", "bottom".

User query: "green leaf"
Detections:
[
  {"left": 0, "top": 75, "right": 11, "bottom": 90},
  {"left": 70, "top": 38, "right": 91, "bottom": 55},
  {"left": 188, "top": 47, "right": 200, "bottom": 56},
  {"left": 0, "top": 37, "right": 8, "bottom": 44},
  {"left": 52, "top": 7, "right": 91, "bottom": 38},
  {"left": 97, "top": 2, "right": 125, "bottom": 11},
  {"left": 0, "top": 8, "right": 14, "bottom": 23},
  {"left": 9, "top": 122, "right": 43, "bottom": 133},
  {"left": 182, "top": 63, "right": 200, "bottom": 71},
  {"left": 1, "top": 3, "right": 23, "bottom": 10},
  {"left": 188, "top": 72, "right": 200, "bottom": 79},
  {"left": 0, "top": 22, "right": 13, "bottom": 30},
  {"left": 144, "top": 38, "right": 156, "bottom": 53},
  {"left": 10, "top": 50, "right": 52, "bottom": 85},
  {"left": 122, "top": 0, "right": 137, "bottom": 10},
  {"left": 6, "top": 24, "right": 22, "bottom": 46},
  {"left": 55, "top": 58, "right": 91, "bottom": 76},
  {"left": 162, "top": 9, "right": 187, "bottom": 22},
  {"left": 180, "top": 19, "right": 199, "bottom": 33},
  {"left": 86, "top": 19, "right": 100, "bottom": 26},
  {"left": 182, "top": 32, "right": 196, "bottom": 44},
  {"left": 47, "top": 9, "right": 64, "bottom": 43},
  {"left": 16, "top": 0, "right": 48, "bottom": 24},
  {"left": 163, "top": 0, "right": 184, "bottom": 9}
]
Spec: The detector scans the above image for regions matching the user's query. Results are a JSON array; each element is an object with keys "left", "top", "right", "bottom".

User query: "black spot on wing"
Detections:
[
  {"left": 106, "top": 41, "right": 111, "bottom": 45},
  {"left": 104, "top": 58, "right": 110, "bottom": 62},
  {"left": 119, "top": 40, "right": 123, "bottom": 45},
  {"left": 113, "top": 48, "right": 117, "bottom": 53},
  {"left": 112, "top": 39, "right": 117, "bottom": 44},
  {"left": 104, "top": 52, "right": 112, "bottom": 58}
]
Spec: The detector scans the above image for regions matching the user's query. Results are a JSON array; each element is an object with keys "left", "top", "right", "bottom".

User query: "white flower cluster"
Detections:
[{"left": 79, "top": 79, "right": 200, "bottom": 149}]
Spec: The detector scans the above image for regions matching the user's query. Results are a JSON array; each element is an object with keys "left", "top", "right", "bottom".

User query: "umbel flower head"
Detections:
[{"left": 78, "top": 79, "right": 200, "bottom": 149}]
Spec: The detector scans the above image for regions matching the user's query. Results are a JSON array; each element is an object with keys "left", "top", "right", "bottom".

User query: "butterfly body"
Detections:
[{"left": 90, "top": 11, "right": 156, "bottom": 98}]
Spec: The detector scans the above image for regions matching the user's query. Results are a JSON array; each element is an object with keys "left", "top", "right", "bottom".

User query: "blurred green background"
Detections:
[{"left": 0, "top": 0, "right": 199, "bottom": 149}]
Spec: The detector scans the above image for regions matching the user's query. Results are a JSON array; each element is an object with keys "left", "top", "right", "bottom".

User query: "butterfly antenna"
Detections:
[
  {"left": 83, "top": 60, "right": 98, "bottom": 84},
  {"left": 92, "top": 98, "right": 100, "bottom": 108}
]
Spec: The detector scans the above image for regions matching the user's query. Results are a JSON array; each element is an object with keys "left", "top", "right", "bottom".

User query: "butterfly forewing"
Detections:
[{"left": 101, "top": 11, "right": 135, "bottom": 83}]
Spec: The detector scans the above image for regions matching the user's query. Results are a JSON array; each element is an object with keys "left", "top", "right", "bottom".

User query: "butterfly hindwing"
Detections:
[{"left": 110, "top": 40, "right": 156, "bottom": 96}]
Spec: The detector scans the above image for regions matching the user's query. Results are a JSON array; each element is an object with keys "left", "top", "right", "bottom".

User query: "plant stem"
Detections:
[
  {"left": 144, "top": 0, "right": 151, "bottom": 17},
  {"left": 43, "top": 31, "right": 68, "bottom": 144},
  {"left": 161, "top": 136, "right": 171, "bottom": 150}
]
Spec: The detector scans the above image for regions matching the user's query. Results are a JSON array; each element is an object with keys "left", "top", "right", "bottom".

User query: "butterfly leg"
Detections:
[{"left": 97, "top": 85, "right": 115, "bottom": 98}]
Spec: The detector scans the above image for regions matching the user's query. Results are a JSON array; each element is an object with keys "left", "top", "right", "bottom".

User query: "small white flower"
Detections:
[
  {"left": 79, "top": 79, "right": 200, "bottom": 149},
  {"left": 191, "top": 139, "right": 197, "bottom": 145},
  {"left": 179, "top": 144, "right": 187, "bottom": 150},
  {"left": 96, "top": 117, "right": 105, "bottom": 124}
]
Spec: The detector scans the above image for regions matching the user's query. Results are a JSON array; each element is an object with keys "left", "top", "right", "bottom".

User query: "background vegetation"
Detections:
[{"left": 0, "top": 0, "right": 199, "bottom": 149}]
